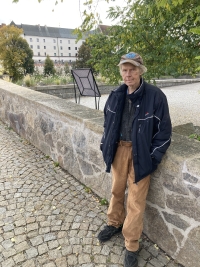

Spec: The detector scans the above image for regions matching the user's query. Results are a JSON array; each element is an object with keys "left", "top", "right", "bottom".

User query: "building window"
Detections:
[
  {"left": 53, "top": 39, "right": 56, "bottom": 43},
  {"left": 44, "top": 52, "right": 46, "bottom": 56},
  {"left": 60, "top": 46, "right": 63, "bottom": 50},
  {"left": 61, "top": 53, "right": 63, "bottom": 56},
  {"left": 44, "top": 46, "right": 46, "bottom": 49},
  {"left": 38, "top": 52, "right": 40, "bottom": 56},
  {"left": 30, "top": 45, "right": 33, "bottom": 49},
  {"left": 75, "top": 47, "right": 77, "bottom": 50},
  {"left": 37, "top": 45, "right": 40, "bottom": 49},
  {"left": 30, "top": 38, "right": 32, "bottom": 42},
  {"left": 68, "top": 40, "right": 70, "bottom": 44},
  {"left": 60, "top": 40, "right": 62, "bottom": 43},
  {"left": 54, "top": 53, "right": 56, "bottom": 56},
  {"left": 55, "top": 60, "right": 57, "bottom": 63},
  {"left": 43, "top": 39, "right": 45, "bottom": 42},
  {"left": 37, "top": 38, "right": 39, "bottom": 42},
  {"left": 75, "top": 53, "right": 78, "bottom": 57},
  {"left": 39, "top": 60, "right": 41, "bottom": 63},
  {"left": 68, "top": 47, "right": 71, "bottom": 50},
  {"left": 69, "top": 53, "right": 71, "bottom": 56},
  {"left": 54, "top": 46, "right": 56, "bottom": 50}
]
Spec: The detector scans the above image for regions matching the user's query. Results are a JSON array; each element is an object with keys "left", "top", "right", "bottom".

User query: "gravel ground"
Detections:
[{"left": 69, "top": 82, "right": 200, "bottom": 127}]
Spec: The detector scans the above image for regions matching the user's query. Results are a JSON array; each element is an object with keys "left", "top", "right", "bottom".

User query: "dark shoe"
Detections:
[
  {"left": 124, "top": 249, "right": 138, "bottom": 267},
  {"left": 97, "top": 225, "right": 122, "bottom": 242}
]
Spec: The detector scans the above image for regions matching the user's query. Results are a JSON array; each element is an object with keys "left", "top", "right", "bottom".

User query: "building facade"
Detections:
[{"left": 10, "top": 21, "right": 85, "bottom": 64}]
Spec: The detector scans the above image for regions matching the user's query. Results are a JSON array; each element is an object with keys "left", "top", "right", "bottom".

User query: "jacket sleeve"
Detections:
[
  {"left": 100, "top": 96, "right": 109, "bottom": 151},
  {"left": 150, "top": 93, "right": 172, "bottom": 164}
]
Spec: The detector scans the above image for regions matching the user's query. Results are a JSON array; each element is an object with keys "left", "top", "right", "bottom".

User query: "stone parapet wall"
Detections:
[{"left": 0, "top": 79, "right": 200, "bottom": 267}]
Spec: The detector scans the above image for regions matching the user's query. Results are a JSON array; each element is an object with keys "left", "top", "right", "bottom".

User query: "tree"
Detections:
[
  {"left": 43, "top": 55, "right": 56, "bottom": 76},
  {"left": 86, "top": 32, "right": 121, "bottom": 83},
  {"left": 74, "top": 41, "right": 93, "bottom": 69},
  {"left": 17, "top": 38, "right": 34, "bottom": 75},
  {"left": 155, "top": 0, "right": 200, "bottom": 71},
  {"left": 0, "top": 25, "right": 34, "bottom": 81},
  {"left": 85, "top": 0, "right": 200, "bottom": 83}
]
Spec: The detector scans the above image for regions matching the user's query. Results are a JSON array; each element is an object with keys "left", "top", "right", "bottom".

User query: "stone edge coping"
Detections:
[{"left": 0, "top": 80, "right": 104, "bottom": 134}]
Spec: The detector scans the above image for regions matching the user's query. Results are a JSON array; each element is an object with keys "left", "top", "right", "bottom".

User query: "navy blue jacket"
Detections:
[{"left": 100, "top": 79, "right": 172, "bottom": 183}]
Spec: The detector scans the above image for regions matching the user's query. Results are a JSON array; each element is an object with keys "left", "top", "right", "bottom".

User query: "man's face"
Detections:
[{"left": 120, "top": 63, "right": 141, "bottom": 88}]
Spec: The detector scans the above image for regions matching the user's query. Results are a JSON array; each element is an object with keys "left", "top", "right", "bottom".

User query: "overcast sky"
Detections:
[{"left": 0, "top": 0, "right": 126, "bottom": 29}]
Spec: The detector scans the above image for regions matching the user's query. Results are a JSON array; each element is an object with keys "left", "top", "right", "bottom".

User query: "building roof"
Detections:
[
  {"left": 98, "top": 24, "right": 110, "bottom": 35},
  {"left": 10, "top": 21, "right": 79, "bottom": 39}
]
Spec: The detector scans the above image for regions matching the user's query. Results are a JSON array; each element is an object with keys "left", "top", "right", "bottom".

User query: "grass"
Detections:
[
  {"left": 84, "top": 186, "right": 92, "bottom": 193},
  {"left": 189, "top": 133, "right": 200, "bottom": 141},
  {"left": 100, "top": 198, "right": 109, "bottom": 206},
  {"left": 53, "top": 162, "right": 59, "bottom": 167}
]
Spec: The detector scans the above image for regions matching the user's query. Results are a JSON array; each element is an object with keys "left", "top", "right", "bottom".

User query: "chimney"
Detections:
[{"left": 0, "top": 23, "right": 6, "bottom": 28}]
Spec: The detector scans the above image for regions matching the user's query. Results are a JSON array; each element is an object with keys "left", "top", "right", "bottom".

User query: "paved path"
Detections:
[
  {"left": 70, "top": 82, "right": 200, "bottom": 127},
  {"left": 0, "top": 121, "right": 184, "bottom": 267}
]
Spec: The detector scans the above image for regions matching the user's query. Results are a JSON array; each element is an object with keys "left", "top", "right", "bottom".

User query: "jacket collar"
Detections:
[{"left": 113, "top": 78, "right": 145, "bottom": 98}]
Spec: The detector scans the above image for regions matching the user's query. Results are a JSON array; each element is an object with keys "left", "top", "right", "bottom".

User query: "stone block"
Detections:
[
  {"left": 170, "top": 132, "right": 200, "bottom": 159},
  {"left": 176, "top": 226, "right": 200, "bottom": 267},
  {"left": 173, "top": 123, "right": 195, "bottom": 136},
  {"left": 143, "top": 205, "right": 177, "bottom": 256},
  {"left": 162, "top": 173, "right": 189, "bottom": 195},
  {"left": 147, "top": 176, "right": 166, "bottom": 208},
  {"left": 185, "top": 157, "right": 200, "bottom": 178},
  {"left": 166, "top": 194, "right": 200, "bottom": 221},
  {"left": 162, "top": 212, "right": 190, "bottom": 230}
]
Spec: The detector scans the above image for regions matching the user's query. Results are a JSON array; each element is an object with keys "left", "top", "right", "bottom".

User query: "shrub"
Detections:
[
  {"left": 24, "top": 74, "right": 32, "bottom": 87},
  {"left": 43, "top": 55, "right": 56, "bottom": 76},
  {"left": 64, "top": 62, "right": 70, "bottom": 75}
]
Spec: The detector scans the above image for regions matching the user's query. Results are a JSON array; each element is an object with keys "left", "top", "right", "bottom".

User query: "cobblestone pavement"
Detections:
[{"left": 0, "top": 120, "right": 184, "bottom": 267}]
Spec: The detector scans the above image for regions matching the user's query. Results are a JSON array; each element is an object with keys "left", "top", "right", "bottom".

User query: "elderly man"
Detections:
[{"left": 98, "top": 52, "right": 172, "bottom": 267}]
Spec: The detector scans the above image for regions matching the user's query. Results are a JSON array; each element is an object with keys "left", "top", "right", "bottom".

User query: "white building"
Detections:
[{"left": 10, "top": 21, "right": 86, "bottom": 64}]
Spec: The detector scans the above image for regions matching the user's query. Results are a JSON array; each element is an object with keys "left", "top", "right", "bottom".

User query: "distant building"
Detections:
[
  {"left": 1, "top": 22, "right": 110, "bottom": 66},
  {"left": 10, "top": 21, "right": 86, "bottom": 64}
]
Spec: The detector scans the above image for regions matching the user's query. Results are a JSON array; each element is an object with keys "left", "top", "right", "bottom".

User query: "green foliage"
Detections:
[
  {"left": 19, "top": 39, "right": 34, "bottom": 75},
  {"left": 74, "top": 41, "right": 94, "bottom": 70},
  {"left": 189, "top": 134, "right": 200, "bottom": 141},
  {"left": 84, "top": 186, "right": 92, "bottom": 193},
  {"left": 85, "top": 0, "right": 200, "bottom": 83},
  {"left": 86, "top": 32, "right": 121, "bottom": 84},
  {"left": 53, "top": 161, "right": 59, "bottom": 167},
  {"left": 43, "top": 55, "right": 56, "bottom": 76},
  {"left": 0, "top": 25, "right": 34, "bottom": 81},
  {"left": 100, "top": 198, "right": 109, "bottom": 206}
]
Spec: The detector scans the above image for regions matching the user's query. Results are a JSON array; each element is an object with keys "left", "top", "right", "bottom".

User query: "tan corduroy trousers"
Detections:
[{"left": 107, "top": 141, "right": 150, "bottom": 252}]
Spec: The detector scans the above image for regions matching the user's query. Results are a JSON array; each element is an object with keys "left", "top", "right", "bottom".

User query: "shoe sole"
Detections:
[
  {"left": 97, "top": 228, "right": 122, "bottom": 242},
  {"left": 124, "top": 259, "right": 138, "bottom": 267}
]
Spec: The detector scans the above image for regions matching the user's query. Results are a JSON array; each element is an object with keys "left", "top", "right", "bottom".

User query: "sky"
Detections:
[{"left": 0, "top": 0, "right": 126, "bottom": 29}]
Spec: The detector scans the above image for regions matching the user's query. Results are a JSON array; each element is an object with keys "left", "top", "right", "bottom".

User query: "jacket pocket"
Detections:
[{"left": 138, "top": 116, "right": 153, "bottom": 133}]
